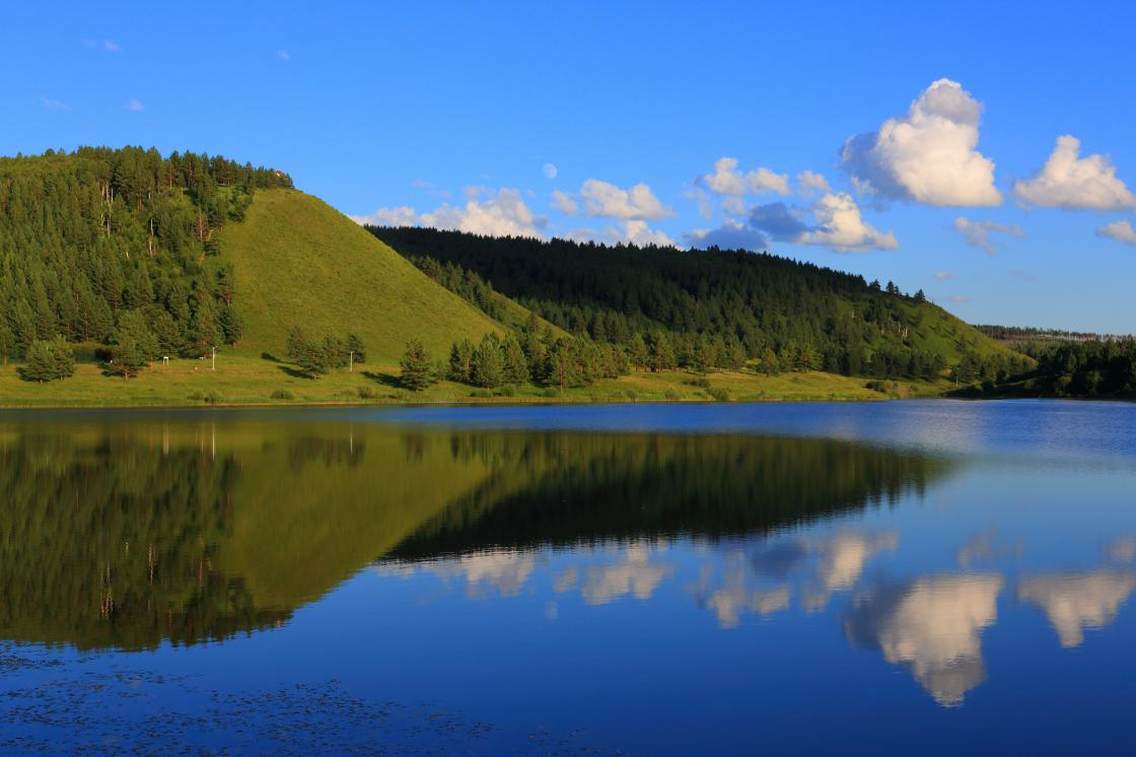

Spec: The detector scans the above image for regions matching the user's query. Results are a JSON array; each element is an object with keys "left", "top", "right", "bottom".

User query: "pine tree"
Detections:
[
  {"left": 448, "top": 339, "right": 474, "bottom": 382},
  {"left": 20, "top": 340, "right": 60, "bottom": 382},
  {"left": 50, "top": 336, "right": 75, "bottom": 379},
  {"left": 345, "top": 333, "right": 366, "bottom": 365},
  {"left": 628, "top": 333, "right": 649, "bottom": 368},
  {"left": 471, "top": 335, "right": 505, "bottom": 388},
  {"left": 650, "top": 332, "right": 676, "bottom": 372},
  {"left": 502, "top": 337, "right": 530, "bottom": 384},
  {"left": 400, "top": 339, "right": 435, "bottom": 391}
]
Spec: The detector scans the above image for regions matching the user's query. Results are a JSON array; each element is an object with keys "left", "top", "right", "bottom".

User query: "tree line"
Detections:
[
  {"left": 958, "top": 339, "right": 1136, "bottom": 398},
  {"left": 371, "top": 226, "right": 998, "bottom": 382}
]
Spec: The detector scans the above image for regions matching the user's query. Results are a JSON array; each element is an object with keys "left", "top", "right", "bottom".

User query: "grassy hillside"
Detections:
[{"left": 220, "top": 189, "right": 502, "bottom": 363}]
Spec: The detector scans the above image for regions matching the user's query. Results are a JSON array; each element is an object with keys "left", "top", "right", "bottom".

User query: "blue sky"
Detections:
[{"left": 4, "top": 1, "right": 1135, "bottom": 332}]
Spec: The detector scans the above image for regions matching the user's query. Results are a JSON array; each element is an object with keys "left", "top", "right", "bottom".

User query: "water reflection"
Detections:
[
  {"left": 845, "top": 574, "right": 1003, "bottom": 706},
  {"left": 1106, "top": 537, "right": 1136, "bottom": 563},
  {"left": 0, "top": 419, "right": 946, "bottom": 650},
  {"left": 1018, "top": 572, "right": 1136, "bottom": 648},
  {"left": 1, "top": 410, "right": 1134, "bottom": 720}
]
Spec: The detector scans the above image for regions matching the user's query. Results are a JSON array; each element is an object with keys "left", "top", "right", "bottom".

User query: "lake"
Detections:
[{"left": 1, "top": 400, "right": 1134, "bottom": 754}]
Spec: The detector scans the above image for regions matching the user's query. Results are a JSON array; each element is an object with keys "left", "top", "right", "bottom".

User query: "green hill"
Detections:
[
  {"left": 219, "top": 189, "right": 502, "bottom": 363},
  {"left": 0, "top": 148, "right": 505, "bottom": 372}
]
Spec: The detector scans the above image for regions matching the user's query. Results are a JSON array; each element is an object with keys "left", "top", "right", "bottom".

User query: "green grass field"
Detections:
[
  {"left": 220, "top": 189, "right": 506, "bottom": 363},
  {"left": 0, "top": 353, "right": 947, "bottom": 408}
]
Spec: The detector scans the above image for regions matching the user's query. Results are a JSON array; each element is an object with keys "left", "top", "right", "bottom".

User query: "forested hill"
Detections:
[
  {"left": 0, "top": 146, "right": 291, "bottom": 361},
  {"left": 370, "top": 227, "right": 1020, "bottom": 380},
  {"left": 0, "top": 147, "right": 503, "bottom": 369}
]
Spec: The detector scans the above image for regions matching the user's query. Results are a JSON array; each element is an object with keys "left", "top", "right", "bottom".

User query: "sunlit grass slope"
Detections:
[{"left": 219, "top": 189, "right": 503, "bottom": 362}]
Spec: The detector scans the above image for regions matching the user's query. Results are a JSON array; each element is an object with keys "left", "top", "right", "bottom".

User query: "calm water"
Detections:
[{"left": 1, "top": 400, "right": 1134, "bottom": 754}]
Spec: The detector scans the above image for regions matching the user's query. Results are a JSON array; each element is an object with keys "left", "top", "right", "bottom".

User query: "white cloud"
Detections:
[
  {"left": 953, "top": 217, "right": 1024, "bottom": 254},
  {"left": 126, "top": 98, "right": 144, "bottom": 112},
  {"left": 1097, "top": 220, "right": 1136, "bottom": 245},
  {"left": 350, "top": 206, "right": 417, "bottom": 226},
  {"left": 797, "top": 170, "right": 831, "bottom": 196},
  {"left": 103, "top": 40, "right": 121, "bottom": 53},
  {"left": 797, "top": 193, "right": 899, "bottom": 252},
  {"left": 701, "top": 157, "right": 790, "bottom": 197},
  {"left": 1018, "top": 572, "right": 1136, "bottom": 647},
  {"left": 542, "top": 162, "right": 558, "bottom": 179},
  {"left": 748, "top": 166, "right": 791, "bottom": 196},
  {"left": 934, "top": 271, "right": 955, "bottom": 281},
  {"left": 580, "top": 179, "right": 671, "bottom": 220},
  {"left": 352, "top": 188, "right": 545, "bottom": 238},
  {"left": 422, "top": 188, "right": 544, "bottom": 238},
  {"left": 276, "top": 49, "right": 291, "bottom": 62},
  {"left": 722, "top": 196, "right": 747, "bottom": 216},
  {"left": 566, "top": 220, "right": 675, "bottom": 248},
  {"left": 550, "top": 189, "right": 577, "bottom": 215},
  {"left": 703, "top": 157, "right": 748, "bottom": 195},
  {"left": 841, "top": 78, "right": 1001, "bottom": 207},
  {"left": 1014, "top": 135, "right": 1136, "bottom": 210},
  {"left": 622, "top": 220, "right": 675, "bottom": 247}
]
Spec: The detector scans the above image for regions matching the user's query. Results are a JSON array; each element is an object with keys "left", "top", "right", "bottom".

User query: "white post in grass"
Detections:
[
  {"left": 211, "top": 346, "right": 217, "bottom": 371},
  {"left": 349, "top": 350, "right": 355, "bottom": 372}
]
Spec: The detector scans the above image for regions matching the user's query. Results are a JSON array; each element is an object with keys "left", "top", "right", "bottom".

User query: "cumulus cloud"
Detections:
[
  {"left": 748, "top": 167, "right": 791, "bottom": 196},
  {"left": 350, "top": 206, "right": 417, "bottom": 226},
  {"left": 953, "top": 217, "right": 1024, "bottom": 254},
  {"left": 580, "top": 179, "right": 671, "bottom": 220},
  {"left": 1096, "top": 220, "right": 1136, "bottom": 245},
  {"left": 934, "top": 271, "right": 955, "bottom": 281},
  {"left": 845, "top": 574, "right": 1003, "bottom": 706},
  {"left": 126, "top": 98, "right": 144, "bottom": 112},
  {"left": 701, "top": 157, "right": 790, "bottom": 197},
  {"left": 1014, "top": 136, "right": 1136, "bottom": 210},
  {"left": 352, "top": 188, "right": 545, "bottom": 238},
  {"left": 423, "top": 188, "right": 544, "bottom": 237},
  {"left": 275, "top": 49, "right": 291, "bottom": 61},
  {"left": 566, "top": 220, "right": 675, "bottom": 248},
  {"left": 841, "top": 78, "right": 1001, "bottom": 207},
  {"left": 704, "top": 193, "right": 896, "bottom": 253},
  {"left": 622, "top": 220, "right": 675, "bottom": 247},
  {"left": 797, "top": 170, "right": 831, "bottom": 196},
  {"left": 702, "top": 157, "right": 747, "bottom": 195},
  {"left": 542, "top": 162, "right": 558, "bottom": 179},
  {"left": 798, "top": 193, "right": 899, "bottom": 252},
  {"left": 103, "top": 40, "right": 121, "bottom": 53},
  {"left": 550, "top": 189, "right": 577, "bottom": 215},
  {"left": 749, "top": 202, "right": 811, "bottom": 240},
  {"left": 685, "top": 219, "right": 768, "bottom": 251}
]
